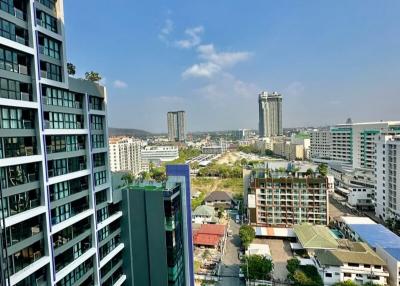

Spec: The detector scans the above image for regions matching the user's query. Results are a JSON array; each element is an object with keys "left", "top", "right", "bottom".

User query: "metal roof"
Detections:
[
  {"left": 348, "top": 224, "right": 400, "bottom": 249},
  {"left": 383, "top": 248, "right": 400, "bottom": 261},
  {"left": 315, "top": 242, "right": 386, "bottom": 267},
  {"left": 294, "top": 224, "right": 339, "bottom": 249}
]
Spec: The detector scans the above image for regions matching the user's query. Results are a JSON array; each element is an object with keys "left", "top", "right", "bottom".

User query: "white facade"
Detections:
[
  {"left": 109, "top": 137, "right": 142, "bottom": 175},
  {"left": 141, "top": 146, "right": 179, "bottom": 167},
  {"left": 258, "top": 91, "right": 283, "bottom": 138},
  {"left": 376, "top": 247, "right": 400, "bottom": 286},
  {"left": 374, "top": 134, "right": 400, "bottom": 220},
  {"left": 330, "top": 122, "right": 400, "bottom": 169},
  {"left": 0, "top": 1, "right": 126, "bottom": 285},
  {"left": 310, "top": 130, "right": 332, "bottom": 160}
]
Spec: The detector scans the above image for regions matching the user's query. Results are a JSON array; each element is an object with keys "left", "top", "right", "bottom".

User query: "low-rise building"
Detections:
[
  {"left": 192, "top": 205, "right": 217, "bottom": 224},
  {"left": 141, "top": 146, "right": 179, "bottom": 169},
  {"left": 246, "top": 163, "right": 329, "bottom": 227},
  {"left": 335, "top": 216, "right": 400, "bottom": 286},
  {"left": 294, "top": 224, "right": 339, "bottom": 255},
  {"left": 204, "top": 191, "right": 234, "bottom": 209},
  {"left": 329, "top": 165, "right": 374, "bottom": 210},
  {"left": 193, "top": 224, "right": 226, "bottom": 250},
  {"left": 313, "top": 241, "right": 389, "bottom": 285}
]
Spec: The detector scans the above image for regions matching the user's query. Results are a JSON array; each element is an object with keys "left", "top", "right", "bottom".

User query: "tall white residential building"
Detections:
[
  {"left": 0, "top": 1, "right": 125, "bottom": 285},
  {"left": 310, "top": 130, "right": 332, "bottom": 160},
  {"left": 109, "top": 137, "right": 142, "bottom": 175},
  {"left": 330, "top": 121, "right": 400, "bottom": 169},
  {"left": 258, "top": 91, "right": 283, "bottom": 138},
  {"left": 374, "top": 134, "right": 400, "bottom": 220},
  {"left": 167, "top": 110, "right": 186, "bottom": 142}
]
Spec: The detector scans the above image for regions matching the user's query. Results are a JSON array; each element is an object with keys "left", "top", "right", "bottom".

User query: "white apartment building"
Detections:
[
  {"left": 310, "top": 130, "right": 332, "bottom": 160},
  {"left": 374, "top": 134, "right": 400, "bottom": 220},
  {"left": 0, "top": 1, "right": 125, "bottom": 285},
  {"left": 141, "top": 146, "right": 179, "bottom": 169},
  {"left": 109, "top": 137, "right": 142, "bottom": 175},
  {"left": 330, "top": 122, "right": 400, "bottom": 170}
]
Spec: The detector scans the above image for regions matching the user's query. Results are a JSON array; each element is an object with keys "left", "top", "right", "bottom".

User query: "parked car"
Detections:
[{"left": 227, "top": 229, "right": 233, "bottom": 237}]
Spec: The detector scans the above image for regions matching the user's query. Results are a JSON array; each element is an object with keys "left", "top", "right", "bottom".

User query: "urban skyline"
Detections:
[{"left": 64, "top": 0, "right": 400, "bottom": 133}]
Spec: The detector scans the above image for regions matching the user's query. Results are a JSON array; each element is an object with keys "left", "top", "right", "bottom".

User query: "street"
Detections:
[{"left": 219, "top": 213, "right": 245, "bottom": 286}]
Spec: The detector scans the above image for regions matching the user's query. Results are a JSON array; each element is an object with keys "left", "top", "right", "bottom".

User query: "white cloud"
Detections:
[
  {"left": 182, "top": 44, "right": 252, "bottom": 79},
  {"left": 182, "top": 62, "right": 221, "bottom": 78},
  {"left": 194, "top": 73, "right": 258, "bottom": 100},
  {"left": 158, "top": 18, "right": 174, "bottom": 42},
  {"left": 197, "top": 44, "right": 252, "bottom": 67},
  {"left": 113, "top": 80, "right": 128, "bottom": 89},
  {"left": 175, "top": 26, "right": 204, "bottom": 49}
]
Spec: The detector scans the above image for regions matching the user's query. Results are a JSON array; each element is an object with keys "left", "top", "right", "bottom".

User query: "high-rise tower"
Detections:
[
  {"left": 0, "top": 1, "right": 124, "bottom": 285},
  {"left": 258, "top": 91, "right": 283, "bottom": 138},
  {"left": 167, "top": 111, "right": 186, "bottom": 142}
]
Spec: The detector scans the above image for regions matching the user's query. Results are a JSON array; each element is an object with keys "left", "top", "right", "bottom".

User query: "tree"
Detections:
[
  {"left": 305, "top": 168, "right": 314, "bottom": 176},
  {"left": 240, "top": 158, "right": 248, "bottom": 166},
  {"left": 217, "top": 207, "right": 224, "bottom": 219},
  {"left": 67, "top": 62, "right": 76, "bottom": 75},
  {"left": 239, "top": 225, "right": 255, "bottom": 249},
  {"left": 85, "top": 71, "right": 102, "bottom": 82},
  {"left": 121, "top": 173, "right": 134, "bottom": 185},
  {"left": 286, "top": 258, "right": 300, "bottom": 279},
  {"left": 290, "top": 265, "right": 323, "bottom": 286},
  {"left": 317, "top": 163, "right": 328, "bottom": 176},
  {"left": 240, "top": 255, "right": 273, "bottom": 280}
]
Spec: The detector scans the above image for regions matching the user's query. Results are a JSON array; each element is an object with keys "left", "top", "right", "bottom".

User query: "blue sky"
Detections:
[{"left": 64, "top": 0, "right": 400, "bottom": 132}]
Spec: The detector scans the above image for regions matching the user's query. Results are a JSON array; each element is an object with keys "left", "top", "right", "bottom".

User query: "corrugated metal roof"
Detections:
[
  {"left": 294, "top": 224, "right": 339, "bottom": 249},
  {"left": 348, "top": 224, "right": 400, "bottom": 249}
]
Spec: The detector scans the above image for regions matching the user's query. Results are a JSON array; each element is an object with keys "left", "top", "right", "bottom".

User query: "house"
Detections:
[
  {"left": 335, "top": 216, "right": 400, "bottom": 286},
  {"left": 293, "top": 224, "right": 339, "bottom": 255},
  {"left": 192, "top": 205, "right": 217, "bottom": 224},
  {"left": 313, "top": 241, "right": 389, "bottom": 285},
  {"left": 193, "top": 224, "right": 227, "bottom": 249},
  {"left": 204, "top": 191, "right": 234, "bottom": 209}
]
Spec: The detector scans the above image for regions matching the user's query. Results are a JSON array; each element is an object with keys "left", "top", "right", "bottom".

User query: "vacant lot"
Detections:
[{"left": 191, "top": 177, "right": 243, "bottom": 199}]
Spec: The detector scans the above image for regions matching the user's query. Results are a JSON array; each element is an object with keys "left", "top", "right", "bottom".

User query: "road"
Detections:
[{"left": 219, "top": 213, "right": 245, "bottom": 286}]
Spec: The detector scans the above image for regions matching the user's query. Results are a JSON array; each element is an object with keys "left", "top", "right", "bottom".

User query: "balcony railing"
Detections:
[{"left": 18, "top": 64, "right": 28, "bottom": 75}]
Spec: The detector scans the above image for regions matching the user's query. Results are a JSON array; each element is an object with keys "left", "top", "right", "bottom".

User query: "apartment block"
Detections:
[
  {"left": 0, "top": 1, "right": 124, "bottom": 285},
  {"left": 167, "top": 111, "right": 186, "bottom": 142},
  {"left": 141, "top": 146, "right": 179, "bottom": 169},
  {"left": 258, "top": 91, "right": 283, "bottom": 138},
  {"left": 310, "top": 130, "right": 332, "bottom": 160},
  {"left": 109, "top": 137, "right": 142, "bottom": 176},
  {"left": 330, "top": 122, "right": 400, "bottom": 169},
  {"left": 119, "top": 165, "right": 194, "bottom": 286},
  {"left": 374, "top": 134, "right": 400, "bottom": 220},
  {"left": 246, "top": 164, "right": 329, "bottom": 227},
  {"left": 273, "top": 141, "right": 305, "bottom": 161}
]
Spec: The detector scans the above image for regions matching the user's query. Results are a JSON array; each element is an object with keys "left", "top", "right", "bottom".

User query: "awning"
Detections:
[
  {"left": 290, "top": 242, "right": 304, "bottom": 250},
  {"left": 254, "top": 227, "right": 296, "bottom": 238}
]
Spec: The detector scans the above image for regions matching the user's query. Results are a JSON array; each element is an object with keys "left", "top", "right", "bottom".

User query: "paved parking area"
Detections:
[{"left": 266, "top": 239, "right": 293, "bottom": 282}]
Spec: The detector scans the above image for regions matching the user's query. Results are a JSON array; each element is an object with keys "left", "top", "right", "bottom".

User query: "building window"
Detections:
[
  {"left": 41, "top": 61, "right": 61, "bottom": 81},
  {"left": 91, "top": 115, "right": 103, "bottom": 130},
  {"left": 1, "top": 107, "right": 33, "bottom": 129},
  {"left": 94, "top": 170, "right": 107, "bottom": 186},
  {"left": 39, "top": 0, "right": 56, "bottom": 11},
  {"left": 325, "top": 273, "right": 332, "bottom": 278},
  {"left": 41, "top": 36, "right": 61, "bottom": 58},
  {"left": 92, "top": 134, "right": 105, "bottom": 148},
  {"left": 36, "top": 10, "right": 58, "bottom": 33}
]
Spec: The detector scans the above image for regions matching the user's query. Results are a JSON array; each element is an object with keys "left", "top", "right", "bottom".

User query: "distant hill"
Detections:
[{"left": 108, "top": 127, "right": 152, "bottom": 138}]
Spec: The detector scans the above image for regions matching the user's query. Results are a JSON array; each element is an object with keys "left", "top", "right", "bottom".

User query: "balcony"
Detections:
[
  {"left": 5, "top": 216, "right": 42, "bottom": 247},
  {"left": 0, "top": 188, "right": 40, "bottom": 219},
  {"left": 53, "top": 219, "right": 91, "bottom": 250},
  {"left": 8, "top": 241, "right": 44, "bottom": 276},
  {"left": 48, "top": 161, "right": 86, "bottom": 178},
  {"left": 55, "top": 237, "right": 92, "bottom": 272},
  {"left": 51, "top": 197, "right": 89, "bottom": 226},
  {"left": 0, "top": 163, "right": 39, "bottom": 189}
]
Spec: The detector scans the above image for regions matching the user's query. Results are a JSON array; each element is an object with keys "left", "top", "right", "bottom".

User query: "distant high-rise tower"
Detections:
[
  {"left": 258, "top": 91, "right": 283, "bottom": 137},
  {"left": 167, "top": 111, "right": 186, "bottom": 142}
]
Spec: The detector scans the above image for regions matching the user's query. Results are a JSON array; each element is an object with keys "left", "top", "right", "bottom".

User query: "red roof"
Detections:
[
  {"left": 197, "top": 224, "right": 226, "bottom": 237},
  {"left": 193, "top": 233, "right": 220, "bottom": 246}
]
